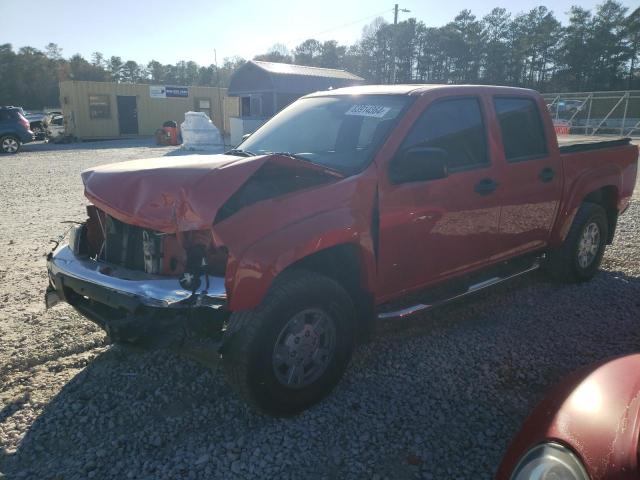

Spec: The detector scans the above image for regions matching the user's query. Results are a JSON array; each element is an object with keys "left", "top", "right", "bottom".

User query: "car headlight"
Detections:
[{"left": 511, "top": 442, "right": 590, "bottom": 480}]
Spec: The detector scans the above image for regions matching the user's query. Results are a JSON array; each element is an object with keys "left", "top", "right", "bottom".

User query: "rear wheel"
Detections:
[
  {"left": 1, "top": 136, "right": 20, "bottom": 154},
  {"left": 222, "top": 270, "right": 355, "bottom": 416},
  {"left": 546, "top": 202, "right": 608, "bottom": 283}
]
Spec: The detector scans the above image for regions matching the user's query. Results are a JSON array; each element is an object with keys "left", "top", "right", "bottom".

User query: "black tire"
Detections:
[
  {"left": 222, "top": 270, "right": 355, "bottom": 416},
  {"left": 1, "top": 135, "right": 21, "bottom": 154},
  {"left": 546, "top": 202, "right": 608, "bottom": 283},
  {"left": 31, "top": 122, "right": 46, "bottom": 140}
]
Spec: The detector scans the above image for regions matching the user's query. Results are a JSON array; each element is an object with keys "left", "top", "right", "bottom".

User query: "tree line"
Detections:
[
  {"left": 0, "top": 43, "right": 246, "bottom": 109},
  {"left": 262, "top": 1, "right": 639, "bottom": 92},
  {"left": 1, "top": 1, "right": 638, "bottom": 109}
]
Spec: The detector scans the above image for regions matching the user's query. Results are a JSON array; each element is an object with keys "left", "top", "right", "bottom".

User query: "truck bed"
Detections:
[
  {"left": 556, "top": 135, "right": 638, "bottom": 242},
  {"left": 558, "top": 136, "right": 631, "bottom": 154}
]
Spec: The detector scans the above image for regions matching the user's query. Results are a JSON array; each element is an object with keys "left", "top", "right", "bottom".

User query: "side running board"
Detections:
[{"left": 377, "top": 261, "right": 541, "bottom": 321}]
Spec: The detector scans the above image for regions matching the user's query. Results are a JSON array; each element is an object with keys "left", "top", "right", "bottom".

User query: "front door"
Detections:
[
  {"left": 377, "top": 96, "right": 504, "bottom": 299},
  {"left": 117, "top": 96, "right": 138, "bottom": 135}
]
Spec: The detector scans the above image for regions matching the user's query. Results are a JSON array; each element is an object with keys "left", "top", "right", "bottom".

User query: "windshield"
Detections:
[{"left": 239, "top": 95, "right": 411, "bottom": 174}]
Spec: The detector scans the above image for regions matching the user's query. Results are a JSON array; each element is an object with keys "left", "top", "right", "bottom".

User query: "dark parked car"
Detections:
[{"left": 0, "top": 106, "right": 35, "bottom": 153}]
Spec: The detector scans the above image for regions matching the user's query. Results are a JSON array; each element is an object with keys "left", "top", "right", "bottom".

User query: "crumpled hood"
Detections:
[
  {"left": 81, "top": 153, "right": 341, "bottom": 233},
  {"left": 82, "top": 154, "right": 268, "bottom": 232}
]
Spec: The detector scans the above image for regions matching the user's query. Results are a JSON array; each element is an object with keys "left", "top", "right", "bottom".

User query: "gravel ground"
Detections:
[{"left": 0, "top": 138, "right": 639, "bottom": 479}]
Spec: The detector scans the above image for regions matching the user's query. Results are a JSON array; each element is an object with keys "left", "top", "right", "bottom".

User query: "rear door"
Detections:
[
  {"left": 377, "top": 96, "right": 504, "bottom": 298},
  {"left": 491, "top": 96, "right": 562, "bottom": 257}
]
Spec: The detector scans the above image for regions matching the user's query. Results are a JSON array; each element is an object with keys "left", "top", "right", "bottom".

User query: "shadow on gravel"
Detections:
[
  {"left": 23, "top": 137, "right": 230, "bottom": 156},
  {"left": 4, "top": 269, "right": 640, "bottom": 479},
  {"left": 0, "top": 395, "right": 29, "bottom": 425},
  {"left": 0, "top": 395, "right": 30, "bottom": 476},
  {"left": 21, "top": 138, "right": 164, "bottom": 153}
]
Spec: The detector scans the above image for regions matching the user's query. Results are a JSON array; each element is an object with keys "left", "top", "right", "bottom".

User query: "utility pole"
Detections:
[
  {"left": 392, "top": 4, "right": 410, "bottom": 83},
  {"left": 214, "top": 49, "right": 225, "bottom": 150}
]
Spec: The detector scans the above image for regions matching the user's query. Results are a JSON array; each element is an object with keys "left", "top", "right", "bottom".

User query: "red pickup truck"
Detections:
[{"left": 45, "top": 85, "right": 638, "bottom": 415}]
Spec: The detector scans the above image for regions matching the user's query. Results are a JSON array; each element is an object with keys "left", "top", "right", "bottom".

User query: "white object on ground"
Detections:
[{"left": 181, "top": 111, "right": 224, "bottom": 152}]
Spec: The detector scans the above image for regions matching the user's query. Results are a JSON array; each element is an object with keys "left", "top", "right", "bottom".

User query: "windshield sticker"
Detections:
[{"left": 345, "top": 105, "right": 392, "bottom": 118}]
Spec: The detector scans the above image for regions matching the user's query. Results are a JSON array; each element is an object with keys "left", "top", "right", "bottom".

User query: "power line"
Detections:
[
  {"left": 283, "top": 8, "right": 394, "bottom": 48},
  {"left": 307, "top": 8, "right": 393, "bottom": 37}
]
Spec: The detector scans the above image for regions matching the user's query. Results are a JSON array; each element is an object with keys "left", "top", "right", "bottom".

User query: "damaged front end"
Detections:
[
  {"left": 45, "top": 152, "right": 343, "bottom": 352},
  {"left": 45, "top": 204, "right": 229, "bottom": 349}
]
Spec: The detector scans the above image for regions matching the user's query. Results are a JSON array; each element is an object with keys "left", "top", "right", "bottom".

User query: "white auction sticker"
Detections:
[{"left": 345, "top": 105, "right": 392, "bottom": 118}]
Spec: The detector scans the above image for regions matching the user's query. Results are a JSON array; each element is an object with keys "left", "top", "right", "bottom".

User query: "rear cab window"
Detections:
[
  {"left": 493, "top": 97, "right": 548, "bottom": 162},
  {"left": 399, "top": 97, "right": 489, "bottom": 172}
]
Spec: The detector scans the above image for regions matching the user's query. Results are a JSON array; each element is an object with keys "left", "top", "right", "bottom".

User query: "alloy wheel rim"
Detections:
[
  {"left": 577, "top": 222, "right": 600, "bottom": 268},
  {"left": 2, "top": 138, "right": 18, "bottom": 153},
  {"left": 272, "top": 308, "right": 336, "bottom": 389}
]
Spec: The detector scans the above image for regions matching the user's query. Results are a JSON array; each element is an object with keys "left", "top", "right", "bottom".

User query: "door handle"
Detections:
[
  {"left": 474, "top": 178, "right": 498, "bottom": 196},
  {"left": 539, "top": 167, "right": 555, "bottom": 183}
]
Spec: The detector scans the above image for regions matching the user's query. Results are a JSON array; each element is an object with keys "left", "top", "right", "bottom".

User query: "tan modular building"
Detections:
[{"left": 59, "top": 80, "right": 239, "bottom": 140}]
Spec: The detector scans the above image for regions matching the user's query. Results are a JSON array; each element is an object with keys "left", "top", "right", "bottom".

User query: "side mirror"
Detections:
[{"left": 390, "top": 147, "right": 448, "bottom": 184}]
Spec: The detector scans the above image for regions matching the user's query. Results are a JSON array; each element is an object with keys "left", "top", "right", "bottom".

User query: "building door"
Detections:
[
  {"left": 116, "top": 96, "right": 138, "bottom": 135},
  {"left": 240, "top": 95, "right": 262, "bottom": 117}
]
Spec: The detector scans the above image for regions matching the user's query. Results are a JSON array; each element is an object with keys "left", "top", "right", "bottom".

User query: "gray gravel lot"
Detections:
[{"left": 0, "top": 138, "right": 639, "bottom": 479}]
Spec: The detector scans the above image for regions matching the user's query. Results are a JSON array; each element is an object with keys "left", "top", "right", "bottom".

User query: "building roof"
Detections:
[
  {"left": 251, "top": 61, "right": 364, "bottom": 81},
  {"left": 228, "top": 60, "right": 365, "bottom": 96}
]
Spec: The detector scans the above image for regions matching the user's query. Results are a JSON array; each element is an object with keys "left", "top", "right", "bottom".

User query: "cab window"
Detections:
[
  {"left": 494, "top": 97, "right": 547, "bottom": 162},
  {"left": 400, "top": 97, "right": 489, "bottom": 171}
]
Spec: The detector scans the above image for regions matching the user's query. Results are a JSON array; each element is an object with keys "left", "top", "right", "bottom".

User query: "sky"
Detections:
[{"left": 3, "top": 0, "right": 638, "bottom": 67}]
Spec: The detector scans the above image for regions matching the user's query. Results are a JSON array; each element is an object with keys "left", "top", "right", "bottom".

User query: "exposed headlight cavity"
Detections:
[{"left": 511, "top": 443, "right": 590, "bottom": 480}]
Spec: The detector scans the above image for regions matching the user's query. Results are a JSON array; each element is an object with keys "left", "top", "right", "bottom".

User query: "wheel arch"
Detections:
[
  {"left": 582, "top": 185, "right": 618, "bottom": 244},
  {"left": 282, "top": 244, "right": 375, "bottom": 337},
  {"left": 225, "top": 208, "right": 377, "bottom": 315},
  {"left": 551, "top": 166, "right": 621, "bottom": 247}
]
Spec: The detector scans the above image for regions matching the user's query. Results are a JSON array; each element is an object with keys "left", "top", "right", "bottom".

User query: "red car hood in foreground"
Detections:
[
  {"left": 81, "top": 154, "right": 339, "bottom": 233},
  {"left": 497, "top": 354, "right": 640, "bottom": 479}
]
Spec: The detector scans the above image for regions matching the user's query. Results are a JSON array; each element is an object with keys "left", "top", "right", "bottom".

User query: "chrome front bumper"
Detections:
[{"left": 46, "top": 244, "right": 227, "bottom": 310}]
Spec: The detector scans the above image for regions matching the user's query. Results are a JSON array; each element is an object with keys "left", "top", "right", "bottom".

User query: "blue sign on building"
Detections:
[{"left": 165, "top": 86, "right": 189, "bottom": 98}]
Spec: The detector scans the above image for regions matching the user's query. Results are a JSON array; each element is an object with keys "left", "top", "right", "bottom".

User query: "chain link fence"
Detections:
[{"left": 541, "top": 91, "right": 640, "bottom": 137}]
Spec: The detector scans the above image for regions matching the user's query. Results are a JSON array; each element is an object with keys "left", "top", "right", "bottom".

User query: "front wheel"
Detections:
[
  {"left": 1, "top": 136, "right": 21, "bottom": 154},
  {"left": 222, "top": 270, "right": 355, "bottom": 416},
  {"left": 546, "top": 202, "right": 608, "bottom": 283}
]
